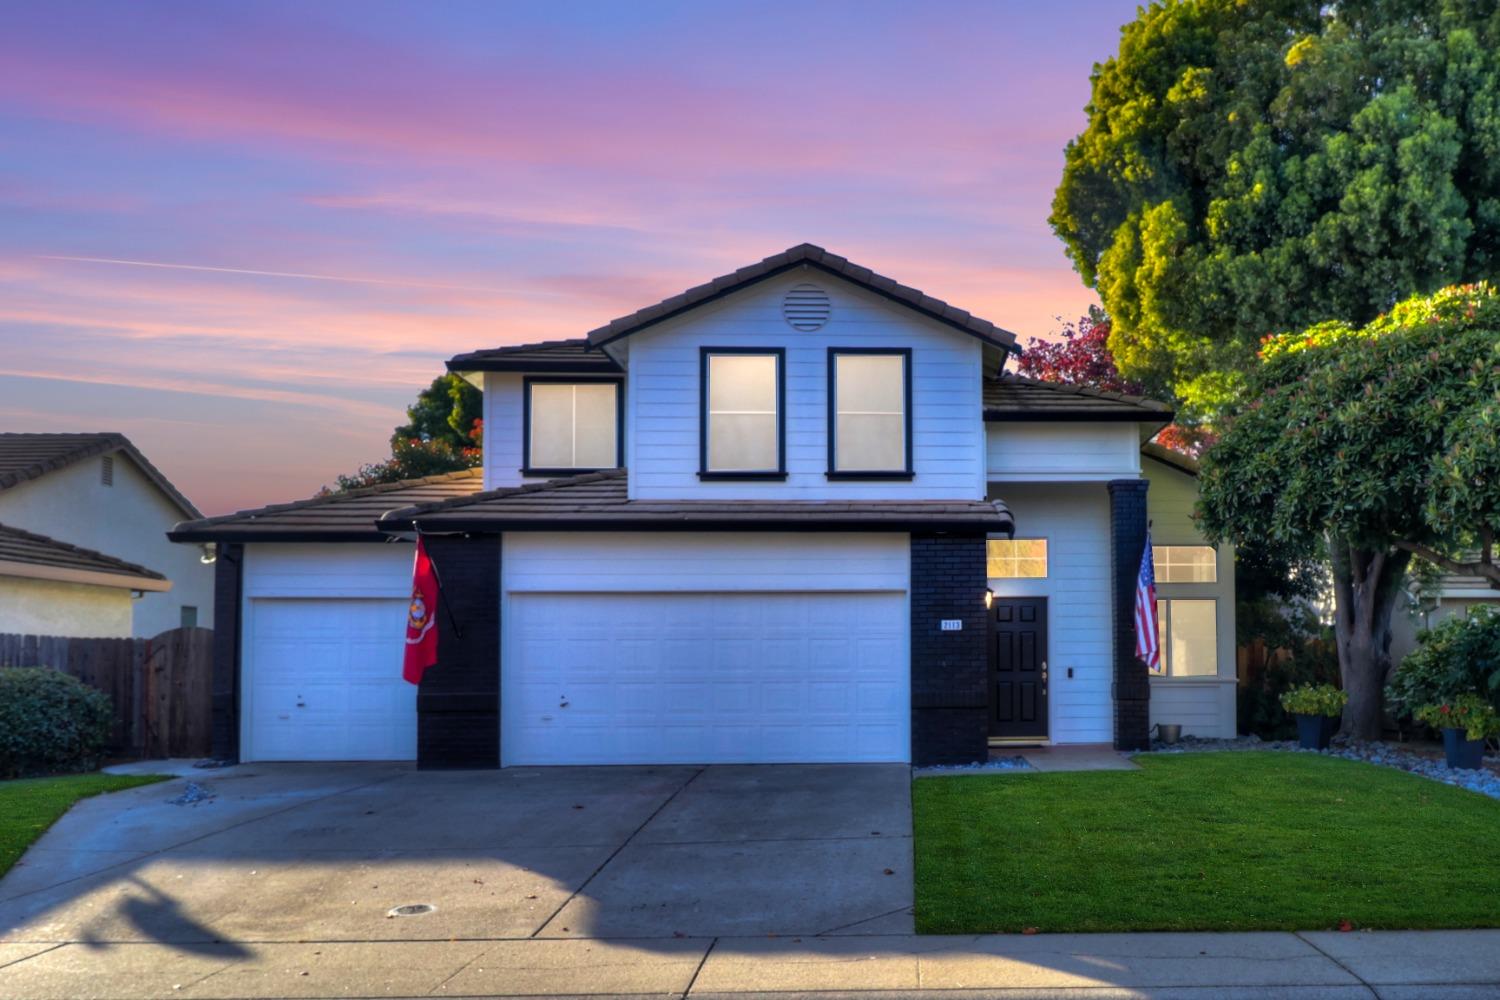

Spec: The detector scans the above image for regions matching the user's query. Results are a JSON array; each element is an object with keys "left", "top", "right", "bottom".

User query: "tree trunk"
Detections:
[{"left": 1328, "top": 538, "right": 1411, "bottom": 741}]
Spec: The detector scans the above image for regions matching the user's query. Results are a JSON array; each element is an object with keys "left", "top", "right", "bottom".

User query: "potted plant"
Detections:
[
  {"left": 1279, "top": 683, "right": 1347, "bottom": 750},
  {"left": 1415, "top": 695, "right": 1499, "bottom": 770}
]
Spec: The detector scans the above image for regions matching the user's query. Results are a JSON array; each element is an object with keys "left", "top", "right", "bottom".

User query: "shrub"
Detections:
[
  {"left": 1415, "top": 695, "right": 1500, "bottom": 742},
  {"left": 1387, "top": 606, "right": 1500, "bottom": 721},
  {"left": 1239, "top": 641, "right": 1340, "bottom": 738},
  {"left": 0, "top": 668, "right": 114, "bottom": 778},
  {"left": 1280, "top": 683, "right": 1348, "bottom": 718}
]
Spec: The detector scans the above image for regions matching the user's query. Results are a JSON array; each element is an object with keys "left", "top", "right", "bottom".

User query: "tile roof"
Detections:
[
  {"left": 447, "top": 338, "right": 623, "bottom": 374},
  {"left": 0, "top": 522, "right": 168, "bottom": 589},
  {"left": 983, "top": 374, "right": 1174, "bottom": 422},
  {"left": 377, "top": 469, "right": 1015, "bottom": 535},
  {"left": 0, "top": 432, "right": 201, "bottom": 519},
  {"left": 581, "top": 243, "right": 1021, "bottom": 353},
  {"left": 1140, "top": 442, "right": 1200, "bottom": 476},
  {"left": 168, "top": 469, "right": 485, "bottom": 543}
]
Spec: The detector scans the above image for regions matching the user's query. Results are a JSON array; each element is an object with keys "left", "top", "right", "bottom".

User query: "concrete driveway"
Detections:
[{"left": 0, "top": 761, "right": 911, "bottom": 956}]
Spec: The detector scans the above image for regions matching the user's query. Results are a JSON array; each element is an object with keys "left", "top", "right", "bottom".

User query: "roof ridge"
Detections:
[
  {"left": 990, "top": 372, "right": 1172, "bottom": 412},
  {"left": 0, "top": 520, "right": 167, "bottom": 580}
]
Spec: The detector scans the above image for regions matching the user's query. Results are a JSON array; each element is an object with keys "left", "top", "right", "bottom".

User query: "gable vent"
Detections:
[
  {"left": 782, "top": 283, "right": 831, "bottom": 332},
  {"left": 100, "top": 455, "right": 114, "bottom": 487}
]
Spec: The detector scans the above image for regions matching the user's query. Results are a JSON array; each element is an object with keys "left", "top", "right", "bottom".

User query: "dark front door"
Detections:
[{"left": 990, "top": 597, "right": 1048, "bottom": 740}]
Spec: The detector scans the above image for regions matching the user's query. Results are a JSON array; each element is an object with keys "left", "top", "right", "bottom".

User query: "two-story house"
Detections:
[{"left": 170, "top": 245, "right": 1235, "bottom": 767}]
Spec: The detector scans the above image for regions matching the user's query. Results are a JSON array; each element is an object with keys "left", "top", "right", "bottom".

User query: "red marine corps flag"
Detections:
[{"left": 402, "top": 536, "right": 440, "bottom": 684}]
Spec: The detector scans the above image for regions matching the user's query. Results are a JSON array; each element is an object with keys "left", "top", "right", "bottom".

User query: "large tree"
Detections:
[
  {"left": 330, "top": 374, "right": 483, "bottom": 491},
  {"left": 1051, "top": 0, "right": 1500, "bottom": 415},
  {"left": 1198, "top": 283, "right": 1500, "bottom": 738}
]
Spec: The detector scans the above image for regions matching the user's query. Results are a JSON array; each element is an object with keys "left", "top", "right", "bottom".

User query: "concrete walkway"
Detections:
[{"left": 1, "top": 928, "right": 1497, "bottom": 997}]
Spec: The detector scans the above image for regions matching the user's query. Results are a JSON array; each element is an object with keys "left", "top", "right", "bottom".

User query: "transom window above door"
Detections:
[
  {"left": 524, "top": 379, "right": 621, "bottom": 473},
  {"left": 700, "top": 349, "right": 785, "bottom": 478},
  {"left": 987, "top": 538, "right": 1048, "bottom": 578},
  {"left": 828, "top": 349, "right": 911, "bottom": 477}
]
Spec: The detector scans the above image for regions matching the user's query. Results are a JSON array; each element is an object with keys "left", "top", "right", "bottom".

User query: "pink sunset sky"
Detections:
[{"left": 0, "top": 1, "right": 1136, "bottom": 515}]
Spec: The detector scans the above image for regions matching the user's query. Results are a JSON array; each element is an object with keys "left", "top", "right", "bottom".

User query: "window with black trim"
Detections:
[
  {"left": 524, "top": 378, "right": 620, "bottom": 473},
  {"left": 700, "top": 349, "right": 784, "bottom": 477},
  {"left": 828, "top": 349, "right": 911, "bottom": 476}
]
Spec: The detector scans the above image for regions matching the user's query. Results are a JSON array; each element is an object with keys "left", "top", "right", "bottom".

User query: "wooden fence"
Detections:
[{"left": 0, "top": 626, "right": 214, "bottom": 759}]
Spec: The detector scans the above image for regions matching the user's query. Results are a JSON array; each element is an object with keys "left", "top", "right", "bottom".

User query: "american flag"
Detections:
[{"left": 1134, "top": 528, "right": 1160, "bottom": 672}]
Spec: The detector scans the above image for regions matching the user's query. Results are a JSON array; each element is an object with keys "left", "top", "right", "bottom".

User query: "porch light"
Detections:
[{"left": 984, "top": 588, "right": 994, "bottom": 609}]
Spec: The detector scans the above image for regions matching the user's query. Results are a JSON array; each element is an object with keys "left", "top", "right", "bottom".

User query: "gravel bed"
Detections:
[
  {"left": 915, "top": 755, "right": 1033, "bottom": 777},
  {"left": 1144, "top": 734, "right": 1500, "bottom": 800}
]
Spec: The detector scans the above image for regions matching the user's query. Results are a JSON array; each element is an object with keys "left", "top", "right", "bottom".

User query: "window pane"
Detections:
[
  {"left": 529, "top": 382, "right": 618, "bottom": 469},
  {"left": 986, "top": 539, "right": 1048, "bottom": 578},
  {"left": 1153, "top": 545, "right": 1217, "bottom": 583},
  {"left": 572, "top": 383, "right": 618, "bottom": 467},
  {"left": 529, "top": 384, "right": 575, "bottom": 468},
  {"left": 1167, "top": 599, "right": 1217, "bottom": 676},
  {"left": 707, "top": 354, "right": 778, "bottom": 470},
  {"left": 834, "top": 354, "right": 905, "bottom": 471},
  {"left": 1154, "top": 600, "right": 1167, "bottom": 675}
]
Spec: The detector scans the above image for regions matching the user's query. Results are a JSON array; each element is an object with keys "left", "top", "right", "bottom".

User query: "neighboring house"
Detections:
[
  {"left": 0, "top": 523, "right": 170, "bottom": 637},
  {"left": 170, "top": 244, "right": 1237, "bottom": 767},
  {"left": 1390, "top": 563, "right": 1500, "bottom": 665},
  {"left": 0, "top": 433, "right": 211, "bottom": 638}
]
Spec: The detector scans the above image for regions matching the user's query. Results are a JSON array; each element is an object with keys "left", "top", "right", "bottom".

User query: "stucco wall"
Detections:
[
  {"left": 0, "top": 454, "right": 213, "bottom": 637},
  {"left": 0, "top": 576, "right": 134, "bottom": 638}
]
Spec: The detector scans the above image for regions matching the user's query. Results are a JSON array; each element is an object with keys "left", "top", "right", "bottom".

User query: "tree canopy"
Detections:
[
  {"left": 1051, "top": 0, "right": 1500, "bottom": 415},
  {"left": 1197, "top": 282, "right": 1500, "bottom": 735},
  {"left": 330, "top": 373, "right": 483, "bottom": 492}
]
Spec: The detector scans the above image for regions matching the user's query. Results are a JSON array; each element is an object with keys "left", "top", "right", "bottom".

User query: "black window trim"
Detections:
[
  {"left": 698, "top": 347, "right": 787, "bottom": 481},
  {"left": 826, "top": 347, "right": 914, "bottom": 480},
  {"left": 521, "top": 375, "right": 625, "bottom": 477}
]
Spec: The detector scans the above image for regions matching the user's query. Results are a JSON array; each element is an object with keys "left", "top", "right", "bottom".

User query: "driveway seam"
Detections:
[
  {"left": 814, "top": 904, "right": 915, "bottom": 936},
  {"left": 638, "top": 833, "right": 912, "bottom": 848},
  {"left": 0, "top": 942, "right": 64, "bottom": 971},
  {"left": 530, "top": 765, "right": 707, "bottom": 938},
  {"left": 681, "top": 935, "right": 718, "bottom": 997},
  {"left": 1293, "top": 931, "right": 1379, "bottom": 994},
  {"left": 0, "top": 769, "right": 407, "bottom": 904}
]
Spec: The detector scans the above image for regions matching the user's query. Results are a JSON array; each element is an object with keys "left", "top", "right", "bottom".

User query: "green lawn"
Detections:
[
  {"left": 914, "top": 752, "right": 1500, "bottom": 934},
  {"left": 0, "top": 772, "right": 168, "bottom": 877}
]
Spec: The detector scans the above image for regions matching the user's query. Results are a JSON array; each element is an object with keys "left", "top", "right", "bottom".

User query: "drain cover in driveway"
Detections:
[{"left": 387, "top": 904, "right": 436, "bottom": 917}]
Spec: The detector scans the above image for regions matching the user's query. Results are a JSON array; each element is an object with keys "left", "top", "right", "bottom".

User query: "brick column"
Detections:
[
  {"left": 418, "top": 534, "right": 501, "bottom": 768},
  {"left": 910, "top": 533, "right": 990, "bottom": 765},
  {"left": 1108, "top": 479, "right": 1151, "bottom": 751},
  {"left": 209, "top": 543, "right": 244, "bottom": 763}
]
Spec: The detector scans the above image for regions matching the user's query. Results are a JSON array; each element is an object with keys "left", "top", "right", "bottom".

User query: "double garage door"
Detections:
[{"left": 245, "top": 590, "right": 908, "bottom": 764}]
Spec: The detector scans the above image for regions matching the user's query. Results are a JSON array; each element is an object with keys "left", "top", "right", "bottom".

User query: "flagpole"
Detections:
[{"left": 416, "top": 524, "right": 464, "bottom": 640}]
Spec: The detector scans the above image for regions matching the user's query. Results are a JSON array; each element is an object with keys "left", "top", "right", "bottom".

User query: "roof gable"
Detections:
[{"left": 0, "top": 432, "right": 202, "bottom": 520}]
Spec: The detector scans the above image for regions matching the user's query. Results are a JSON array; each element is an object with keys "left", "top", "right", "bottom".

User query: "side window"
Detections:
[
  {"left": 524, "top": 379, "right": 620, "bottom": 473},
  {"left": 700, "top": 350, "right": 784, "bottom": 477},
  {"left": 1153, "top": 545, "right": 1217, "bottom": 583},
  {"left": 828, "top": 350, "right": 911, "bottom": 476},
  {"left": 1153, "top": 599, "right": 1217, "bottom": 677}
]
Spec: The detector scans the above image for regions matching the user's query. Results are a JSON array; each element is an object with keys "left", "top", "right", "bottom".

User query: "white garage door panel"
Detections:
[
  {"left": 247, "top": 598, "right": 416, "bottom": 761},
  {"left": 504, "top": 592, "right": 908, "bottom": 765}
]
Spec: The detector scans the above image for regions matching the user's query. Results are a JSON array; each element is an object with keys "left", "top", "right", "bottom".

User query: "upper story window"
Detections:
[
  {"left": 1153, "top": 545, "right": 1217, "bottom": 583},
  {"left": 524, "top": 378, "right": 621, "bottom": 473},
  {"left": 700, "top": 349, "right": 785, "bottom": 479},
  {"left": 828, "top": 349, "right": 911, "bottom": 478}
]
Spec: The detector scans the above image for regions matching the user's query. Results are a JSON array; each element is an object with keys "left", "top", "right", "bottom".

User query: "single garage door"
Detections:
[
  {"left": 503, "top": 592, "right": 908, "bottom": 765},
  {"left": 245, "top": 598, "right": 416, "bottom": 761}
]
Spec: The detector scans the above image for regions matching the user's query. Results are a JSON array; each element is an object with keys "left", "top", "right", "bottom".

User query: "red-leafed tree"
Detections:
[{"left": 1015, "top": 309, "right": 1213, "bottom": 455}]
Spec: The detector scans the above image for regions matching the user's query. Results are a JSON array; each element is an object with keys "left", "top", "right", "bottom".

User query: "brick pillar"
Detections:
[
  {"left": 418, "top": 534, "right": 501, "bottom": 768},
  {"left": 209, "top": 543, "right": 244, "bottom": 763},
  {"left": 1108, "top": 479, "right": 1151, "bottom": 751},
  {"left": 909, "top": 533, "right": 990, "bottom": 765}
]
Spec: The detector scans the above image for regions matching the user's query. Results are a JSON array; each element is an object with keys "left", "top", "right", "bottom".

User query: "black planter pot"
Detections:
[
  {"left": 1295, "top": 713, "right": 1337, "bottom": 751},
  {"left": 1442, "top": 728, "right": 1486, "bottom": 770}
]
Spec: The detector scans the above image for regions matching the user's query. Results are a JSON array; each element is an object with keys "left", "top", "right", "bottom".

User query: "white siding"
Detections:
[
  {"left": 482, "top": 373, "right": 525, "bottom": 490},
  {"left": 1143, "top": 455, "right": 1237, "bottom": 738},
  {"left": 985, "top": 483, "right": 1114, "bottom": 744},
  {"left": 503, "top": 532, "right": 908, "bottom": 592},
  {"left": 0, "top": 456, "right": 213, "bottom": 637},
  {"left": 986, "top": 422, "right": 1142, "bottom": 482},
  {"left": 622, "top": 272, "right": 986, "bottom": 500}
]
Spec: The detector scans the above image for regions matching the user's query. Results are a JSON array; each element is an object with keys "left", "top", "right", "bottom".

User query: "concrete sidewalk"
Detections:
[{"left": 1, "top": 929, "right": 1497, "bottom": 998}]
